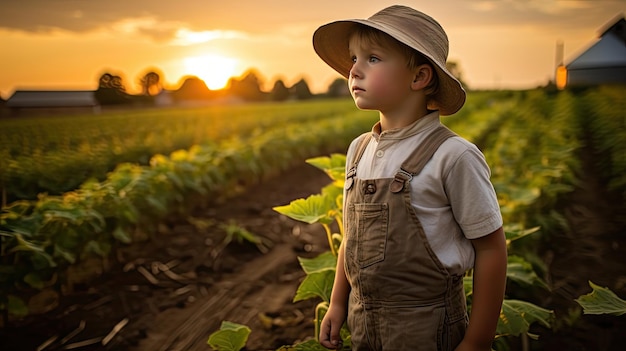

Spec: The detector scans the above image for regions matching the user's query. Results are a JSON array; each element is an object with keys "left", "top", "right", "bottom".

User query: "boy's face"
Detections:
[{"left": 348, "top": 33, "right": 417, "bottom": 113}]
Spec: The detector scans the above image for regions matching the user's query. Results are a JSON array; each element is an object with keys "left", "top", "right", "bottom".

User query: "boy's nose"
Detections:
[{"left": 349, "top": 62, "right": 362, "bottom": 79}]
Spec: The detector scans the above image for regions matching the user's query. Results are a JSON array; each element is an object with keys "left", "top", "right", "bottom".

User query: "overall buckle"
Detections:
[{"left": 390, "top": 169, "right": 413, "bottom": 193}]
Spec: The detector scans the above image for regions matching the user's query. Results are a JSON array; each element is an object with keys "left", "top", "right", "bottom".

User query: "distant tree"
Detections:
[
  {"left": 327, "top": 78, "right": 349, "bottom": 98},
  {"left": 95, "top": 72, "right": 130, "bottom": 105},
  {"left": 270, "top": 79, "right": 290, "bottom": 101},
  {"left": 292, "top": 78, "right": 313, "bottom": 100},
  {"left": 228, "top": 70, "right": 265, "bottom": 101},
  {"left": 139, "top": 70, "right": 162, "bottom": 96},
  {"left": 97, "top": 73, "right": 126, "bottom": 92},
  {"left": 173, "top": 76, "right": 213, "bottom": 101}
]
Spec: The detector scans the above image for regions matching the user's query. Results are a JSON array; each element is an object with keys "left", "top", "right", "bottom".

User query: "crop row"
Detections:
[
  {"left": 0, "top": 100, "right": 358, "bottom": 201},
  {"left": 0, "top": 106, "right": 378, "bottom": 318},
  {"left": 3, "top": 86, "right": 623, "bottom": 330},
  {"left": 582, "top": 86, "right": 626, "bottom": 193},
  {"left": 476, "top": 87, "right": 624, "bottom": 348}
]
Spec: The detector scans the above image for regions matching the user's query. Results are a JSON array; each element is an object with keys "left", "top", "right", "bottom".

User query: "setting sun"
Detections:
[{"left": 183, "top": 54, "right": 239, "bottom": 90}]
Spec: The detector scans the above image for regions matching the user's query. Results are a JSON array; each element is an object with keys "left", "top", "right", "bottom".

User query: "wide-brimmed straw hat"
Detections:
[{"left": 313, "top": 5, "right": 466, "bottom": 115}]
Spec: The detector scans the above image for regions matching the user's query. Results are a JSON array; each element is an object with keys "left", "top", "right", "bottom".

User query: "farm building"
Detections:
[
  {"left": 562, "top": 15, "right": 626, "bottom": 87},
  {"left": 5, "top": 90, "right": 101, "bottom": 115}
]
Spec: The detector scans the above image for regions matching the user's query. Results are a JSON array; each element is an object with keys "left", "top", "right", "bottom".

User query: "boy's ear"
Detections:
[{"left": 411, "top": 64, "right": 433, "bottom": 91}]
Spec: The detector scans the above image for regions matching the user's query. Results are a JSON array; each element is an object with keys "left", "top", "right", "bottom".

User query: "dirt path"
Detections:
[
  {"left": 132, "top": 243, "right": 298, "bottom": 351},
  {"left": 0, "top": 162, "right": 332, "bottom": 351}
]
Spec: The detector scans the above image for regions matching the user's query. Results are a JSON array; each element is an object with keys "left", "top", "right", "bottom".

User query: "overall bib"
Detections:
[{"left": 344, "top": 126, "right": 467, "bottom": 351}]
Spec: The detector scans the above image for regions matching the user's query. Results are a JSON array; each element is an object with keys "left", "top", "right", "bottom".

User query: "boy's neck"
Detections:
[{"left": 379, "top": 105, "right": 430, "bottom": 132}]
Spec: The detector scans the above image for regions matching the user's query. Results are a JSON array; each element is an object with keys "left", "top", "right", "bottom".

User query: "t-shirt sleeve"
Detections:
[{"left": 444, "top": 144, "right": 503, "bottom": 239}]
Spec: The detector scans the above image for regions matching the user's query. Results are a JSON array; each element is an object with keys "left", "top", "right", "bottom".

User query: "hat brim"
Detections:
[{"left": 313, "top": 20, "right": 466, "bottom": 116}]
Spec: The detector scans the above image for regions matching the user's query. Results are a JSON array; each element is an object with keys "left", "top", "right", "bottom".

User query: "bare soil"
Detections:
[
  {"left": 1, "top": 163, "right": 333, "bottom": 351},
  {"left": 1, "top": 156, "right": 625, "bottom": 351}
]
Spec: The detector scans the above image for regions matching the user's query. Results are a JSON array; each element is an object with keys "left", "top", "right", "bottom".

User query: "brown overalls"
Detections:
[{"left": 344, "top": 126, "right": 468, "bottom": 351}]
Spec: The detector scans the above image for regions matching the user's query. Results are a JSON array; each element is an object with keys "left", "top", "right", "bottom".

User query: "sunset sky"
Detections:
[{"left": 1, "top": 0, "right": 624, "bottom": 99}]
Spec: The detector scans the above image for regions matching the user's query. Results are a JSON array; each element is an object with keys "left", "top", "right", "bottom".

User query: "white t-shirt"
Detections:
[{"left": 345, "top": 112, "right": 503, "bottom": 275}]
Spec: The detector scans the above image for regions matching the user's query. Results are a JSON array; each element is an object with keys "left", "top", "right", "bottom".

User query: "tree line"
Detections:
[
  {"left": 94, "top": 68, "right": 351, "bottom": 106},
  {"left": 95, "top": 61, "right": 466, "bottom": 106}
]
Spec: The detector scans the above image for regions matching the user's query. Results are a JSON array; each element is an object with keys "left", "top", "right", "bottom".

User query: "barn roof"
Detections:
[
  {"left": 599, "top": 16, "right": 625, "bottom": 40},
  {"left": 566, "top": 16, "right": 626, "bottom": 70},
  {"left": 6, "top": 90, "right": 99, "bottom": 108},
  {"left": 567, "top": 32, "right": 626, "bottom": 70}
]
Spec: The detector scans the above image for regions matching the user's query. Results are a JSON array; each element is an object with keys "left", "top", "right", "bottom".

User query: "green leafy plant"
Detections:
[
  {"left": 220, "top": 221, "right": 262, "bottom": 246},
  {"left": 0, "top": 102, "right": 377, "bottom": 321},
  {"left": 0, "top": 100, "right": 360, "bottom": 202},
  {"left": 575, "top": 281, "right": 626, "bottom": 316},
  {"left": 269, "top": 155, "right": 554, "bottom": 349},
  {"left": 207, "top": 321, "right": 251, "bottom": 351}
]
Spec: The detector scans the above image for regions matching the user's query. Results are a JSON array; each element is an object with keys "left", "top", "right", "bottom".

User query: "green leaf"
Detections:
[
  {"left": 306, "top": 154, "right": 346, "bottom": 173},
  {"left": 122, "top": 206, "right": 139, "bottom": 223},
  {"left": 145, "top": 195, "right": 168, "bottom": 214},
  {"left": 24, "top": 272, "right": 47, "bottom": 289},
  {"left": 165, "top": 171, "right": 185, "bottom": 189},
  {"left": 207, "top": 321, "right": 250, "bottom": 351},
  {"left": 221, "top": 222, "right": 261, "bottom": 245},
  {"left": 54, "top": 245, "right": 77, "bottom": 264},
  {"left": 1, "top": 200, "right": 33, "bottom": 218},
  {"left": 273, "top": 194, "right": 335, "bottom": 225},
  {"left": 7, "top": 295, "right": 29, "bottom": 317},
  {"left": 498, "top": 185, "right": 540, "bottom": 208},
  {"left": 9, "top": 234, "right": 46, "bottom": 254},
  {"left": 293, "top": 270, "right": 335, "bottom": 303},
  {"left": 506, "top": 255, "right": 549, "bottom": 290},
  {"left": 9, "top": 234, "right": 57, "bottom": 268},
  {"left": 42, "top": 209, "right": 82, "bottom": 224},
  {"left": 504, "top": 226, "right": 540, "bottom": 243},
  {"left": 298, "top": 252, "right": 337, "bottom": 274},
  {"left": 306, "top": 154, "right": 346, "bottom": 186},
  {"left": 84, "top": 240, "right": 111, "bottom": 257},
  {"left": 576, "top": 281, "right": 626, "bottom": 316},
  {"left": 4, "top": 216, "right": 41, "bottom": 238},
  {"left": 320, "top": 183, "right": 343, "bottom": 205},
  {"left": 497, "top": 299, "right": 554, "bottom": 337},
  {"left": 112, "top": 226, "right": 132, "bottom": 244}
]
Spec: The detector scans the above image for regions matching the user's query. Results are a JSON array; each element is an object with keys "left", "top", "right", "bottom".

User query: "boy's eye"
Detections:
[{"left": 350, "top": 55, "right": 380, "bottom": 63}]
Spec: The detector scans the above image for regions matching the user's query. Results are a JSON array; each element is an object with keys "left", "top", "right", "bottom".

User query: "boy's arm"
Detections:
[
  {"left": 457, "top": 226, "right": 507, "bottom": 351},
  {"left": 319, "top": 243, "right": 351, "bottom": 349}
]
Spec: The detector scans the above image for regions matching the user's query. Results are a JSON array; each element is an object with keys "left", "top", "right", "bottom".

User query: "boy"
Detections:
[{"left": 312, "top": 5, "right": 507, "bottom": 351}]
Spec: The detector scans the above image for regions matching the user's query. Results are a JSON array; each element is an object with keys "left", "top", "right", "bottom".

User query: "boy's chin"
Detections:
[{"left": 352, "top": 99, "right": 377, "bottom": 111}]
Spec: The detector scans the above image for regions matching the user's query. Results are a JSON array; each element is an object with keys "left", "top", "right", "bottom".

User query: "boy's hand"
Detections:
[{"left": 318, "top": 305, "right": 346, "bottom": 349}]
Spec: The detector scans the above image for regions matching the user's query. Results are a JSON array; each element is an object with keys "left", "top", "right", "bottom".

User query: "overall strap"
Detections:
[
  {"left": 390, "top": 125, "right": 457, "bottom": 193},
  {"left": 345, "top": 133, "right": 372, "bottom": 190}
]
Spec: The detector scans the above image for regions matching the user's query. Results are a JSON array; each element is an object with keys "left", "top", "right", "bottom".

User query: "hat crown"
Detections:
[{"left": 368, "top": 5, "right": 449, "bottom": 65}]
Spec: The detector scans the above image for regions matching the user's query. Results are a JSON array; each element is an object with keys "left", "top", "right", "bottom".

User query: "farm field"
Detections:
[{"left": 1, "top": 88, "right": 625, "bottom": 351}]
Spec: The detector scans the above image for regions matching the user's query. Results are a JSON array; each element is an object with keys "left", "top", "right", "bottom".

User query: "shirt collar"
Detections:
[{"left": 371, "top": 111, "right": 441, "bottom": 141}]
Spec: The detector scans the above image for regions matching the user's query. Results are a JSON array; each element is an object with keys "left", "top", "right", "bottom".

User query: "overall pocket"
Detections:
[{"left": 354, "top": 203, "right": 388, "bottom": 268}]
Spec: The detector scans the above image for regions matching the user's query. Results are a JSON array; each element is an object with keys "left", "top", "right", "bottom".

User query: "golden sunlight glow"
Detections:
[{"left": 183, "top": 54, "right": 238, "bottom": 90}]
